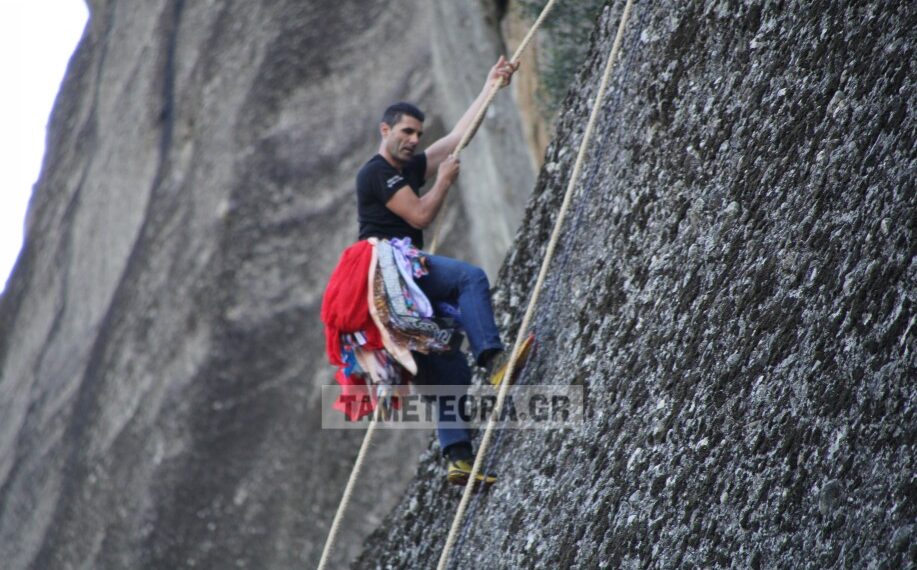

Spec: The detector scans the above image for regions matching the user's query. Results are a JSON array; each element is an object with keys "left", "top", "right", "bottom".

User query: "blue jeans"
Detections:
[
  {"left": 416, "top": 254, "right": 503, "bottom": 362},
  {"left": 412, "top": 350, "right": 474, "bottom": 453},
  {"left": 413, "top": 254, "right": 504, "bottom": 455}
]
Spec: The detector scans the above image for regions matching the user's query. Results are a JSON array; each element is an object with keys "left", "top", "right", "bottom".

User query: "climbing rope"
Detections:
[
  {"left": 450, "top": 4, "right": 649, "bottom": 557},
  {"left": 316, "top": 3, "right": 560, "bottom": 568},
  {"left": 534, "top": 0, "right": 649, "bottom": 342},
  {"left": 428, "top": 0, "right": 560, "bottom": 254},
  {"left": 315, "top": 405, "right": 382, "bottom": 570},
  {"left": 435, "top": 2, "right": 636, "bottom": 568}
]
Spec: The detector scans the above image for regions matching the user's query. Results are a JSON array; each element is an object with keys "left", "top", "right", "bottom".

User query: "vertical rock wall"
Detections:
[
  {"left": 358, "top": 1, "right": 915, "bottom": 568},
  {"left": 0, "top": 0, "right": 535, "bottom": 568}
]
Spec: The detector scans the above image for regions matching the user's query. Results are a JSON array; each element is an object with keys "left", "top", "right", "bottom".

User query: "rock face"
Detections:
[
  {"left": 0, "top": 1, "right": 535, "bottom": 568},
  {"left": 357, "top": 1, "right": 915, "bottom": 569}
]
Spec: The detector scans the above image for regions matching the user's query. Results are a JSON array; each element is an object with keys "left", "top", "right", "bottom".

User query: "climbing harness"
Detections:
[
  {"left": 435, "top": 1, "right": 636, "bottom": 568},
  {"left": 316, "top": 2, "right": 559, "bottom": 568}
]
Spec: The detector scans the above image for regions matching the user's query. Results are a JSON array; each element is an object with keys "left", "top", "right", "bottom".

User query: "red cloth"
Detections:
[
  {"left": 321, "top": 240, "right": 385, "bottom": 420},
  {"left": 331, "top": 369, "right": 375, "bottom": 421},
  {"left": 331, "top": 370, "right": 409, "bottom": 421},
  {"left": 320, "top": 240, "right": 383, "bottom": 365}
]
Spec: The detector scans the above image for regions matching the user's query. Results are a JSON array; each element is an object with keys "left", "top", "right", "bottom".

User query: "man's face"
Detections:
[{"left": 382, "top": 115, "right": 424, "bottom": 164}]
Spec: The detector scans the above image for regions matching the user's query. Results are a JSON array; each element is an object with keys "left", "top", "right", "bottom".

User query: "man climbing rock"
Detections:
[{"left": 354, "top": 56, "right": 519, "bottom": 486}]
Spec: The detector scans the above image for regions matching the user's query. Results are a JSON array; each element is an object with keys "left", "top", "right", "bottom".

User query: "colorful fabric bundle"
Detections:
[
  {"left": 375, "top": 239, "right": 455, "bottom": 351},
  {"left": 321, "top": 238, "right": 456, "bottom": 420}
]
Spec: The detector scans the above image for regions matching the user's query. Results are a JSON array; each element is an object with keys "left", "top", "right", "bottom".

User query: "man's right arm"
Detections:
[
  {"left": 386, "top": 156, "right": 461, "bottom": 229},
  {"left": 423, "top": 56, "right": 519, "bottom": 180}
]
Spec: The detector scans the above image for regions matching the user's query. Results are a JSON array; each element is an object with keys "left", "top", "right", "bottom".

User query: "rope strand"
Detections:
[
  {"left": 435, "top": 2, "right": 636, "bottom": 568},
  {"left": 451, "top": 0, "right": 559, "bottom": 159},
  {"left": 428, "top": 0, "right": 559, "bottom": 254},
  {"left": 451, "top": 5, "right": 650, "bottom": 557},
  {"left": 535, "top": 1, "right": 649, "bottom": 340},
  {"left": 316, "top": 405, "right": 382, "bottom": 570}
]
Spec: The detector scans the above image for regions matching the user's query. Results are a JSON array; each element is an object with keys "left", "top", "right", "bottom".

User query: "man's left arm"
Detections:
[{"left": 424, "top": 56, "right": 520, "bottom": 180}]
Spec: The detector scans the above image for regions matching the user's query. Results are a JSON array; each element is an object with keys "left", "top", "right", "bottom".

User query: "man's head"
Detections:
[
  {"left": 380, "top": 102, "right": 425, "bottom": 165},
  {"left": 382, "top": 102, "right": 425, "bottom": 129}
]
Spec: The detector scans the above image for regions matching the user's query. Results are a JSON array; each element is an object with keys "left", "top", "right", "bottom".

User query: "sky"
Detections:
[{"left": 0, "top": 0, "right": 88, "bottom": 293}]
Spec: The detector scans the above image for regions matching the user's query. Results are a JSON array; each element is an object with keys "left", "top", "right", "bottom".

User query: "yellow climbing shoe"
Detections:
[
  {"left": 446, "top": 459, "right": 497, "bottom": 487},
  {"left": 489, "top": 334, "right": 536, "bottom": 387}
]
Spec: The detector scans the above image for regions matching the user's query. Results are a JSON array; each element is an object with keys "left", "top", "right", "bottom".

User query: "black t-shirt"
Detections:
[{"left": 356, "top": 153, "right": 428, "bottom": 248}]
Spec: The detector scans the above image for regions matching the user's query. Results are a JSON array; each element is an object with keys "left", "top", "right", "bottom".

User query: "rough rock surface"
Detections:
[
  {"left": 357, "top": 1, "right": 915, "bottom": 568},
  {"left": 0, "top": 1, "right": 535, "bottom": 568}
]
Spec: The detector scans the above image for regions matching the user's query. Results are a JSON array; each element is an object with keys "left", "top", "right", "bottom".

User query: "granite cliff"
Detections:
[
  {"left": 1, "top": 0, "right": 913, "bottom": 569},
  {"left": 357, "top": 1, "right": 915, "bottom": 568},
  {"left": 0, "top": 1, "right": 536, "bottom": 568}
]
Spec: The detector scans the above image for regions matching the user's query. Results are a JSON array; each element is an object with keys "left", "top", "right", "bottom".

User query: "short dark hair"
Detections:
[{"left": 382, "top": 102, "right": 425, "bottom": 127}]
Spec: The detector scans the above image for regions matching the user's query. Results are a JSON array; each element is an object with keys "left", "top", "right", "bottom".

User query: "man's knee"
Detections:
[{"left": 462, "top": 264, "right": 489, "bottom": 289}]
